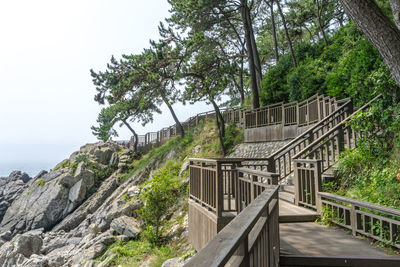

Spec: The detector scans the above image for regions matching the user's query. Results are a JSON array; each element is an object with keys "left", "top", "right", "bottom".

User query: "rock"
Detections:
[
  {"left": 109, "top": 152, "right": 118, "bottom": 167},
  {"left": 8, "top": 171, "right": 31, "bottom": 183},
  {"left": 0, "top": 230, "right": 12, "bottom": 241},
  {"left": 68, "top": 180, "right": 87, "bottom": 212},
  {"left": 0, "top": 172, "right": 32, "bottom": 222},
  {"left": 161, "top": 257, "right": 185, "bottom": 267},
  {"left": 14, "top": 230, "right": 43, "bottom": 257},
  {"left": 179, "top": 161, "right": 190, "bottom": 176},
  {"left": 34, "top": 170, "right": 48, "bottom": 180},
  {"left": 110, "top": 215, "right": 140, "bottom": 238},
  {"left": 57, "top": 169, "right": 77, "bottom": 187},
  {"left": 127, "top": 185, "right": 140, "bottom": 198},
  {"left": 74, "top": 162, "right": 95, "bottom": 190}
]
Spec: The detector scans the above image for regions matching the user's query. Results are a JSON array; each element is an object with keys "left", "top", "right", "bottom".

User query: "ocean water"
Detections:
[{"left": 0, "top": 161, "right": 58, "bottom": 178}]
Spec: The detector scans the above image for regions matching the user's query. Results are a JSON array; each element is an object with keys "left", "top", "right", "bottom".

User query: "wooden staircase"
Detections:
[{"left": 185, "top": 94, "right": 400, "bottom": 267}]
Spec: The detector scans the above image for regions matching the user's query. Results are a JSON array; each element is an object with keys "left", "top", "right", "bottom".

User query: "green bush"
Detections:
[
  {"left": 260, "top": 22, "right": 398, "bottom": 106},
  {"left": 223, "top": 122, "right": 244, "bottom": 153},
  {"left": 333, "top": 101, "right": 400, "bottom": 209},
  {"left": 138, "top": 161, "right": 185, "bottom": 245}
]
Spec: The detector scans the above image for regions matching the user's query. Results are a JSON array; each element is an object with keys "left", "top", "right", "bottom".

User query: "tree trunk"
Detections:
[
  {"left": 268, "top": 0, "right": 279, "bottom": 62},
  {"left": 122, "top": 119, "right": 138, "bottom": 152},
  {"left": 390, "top": 0, "right": 400, "bottom": 29},
  {"left": 339, "top": 0, "right": 400, "bottom": 95},
  {"left": 240, "top": 1, "right": 260, "bottom": 108},
  {"left": 162, "top": 96, "right": 185, "bottom": 138},
  {"left": 239, "top": 52, "right": 245, "bottom": 105},
  {"left": 210, "top": 99, "right": 226, "bottom": 155},
  {"left": 316, "top": 0, "right": 329, "bottom": 46},
  {"left": 246, "top": 6, "right": 263, "bottom": 93},
  {"left": 277, "top": 1, "right": 297, "bottom": 68}
]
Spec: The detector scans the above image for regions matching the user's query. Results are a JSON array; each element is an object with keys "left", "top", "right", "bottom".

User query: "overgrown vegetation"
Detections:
[
  {"left": 260, "top": 22, "right": 399, "bottom": 106},
  {"left": 326, "top": 98, "right": 400, "bottom": 209}
]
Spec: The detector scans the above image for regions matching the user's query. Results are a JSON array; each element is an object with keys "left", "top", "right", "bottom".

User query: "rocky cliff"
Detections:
[{"left": 0, "top": 141, "right": 163, "bottom": 266}]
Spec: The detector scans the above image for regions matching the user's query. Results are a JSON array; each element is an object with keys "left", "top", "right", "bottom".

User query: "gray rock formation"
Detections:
[
  {"left": 0, "top": 141, "right": 187, "bottom": 266},
  {"left": 110, "top": 215, "right": 140, "bottom": 238},
  {"left": 0, "top": 142, "right": 120, "bottom": 236},
  {"left": 0, "top": 171, "right": 31, "bottom": 223}
]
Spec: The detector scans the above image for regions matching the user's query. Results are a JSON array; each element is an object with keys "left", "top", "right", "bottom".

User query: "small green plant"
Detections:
[
  {"left": 138, "top": 161, "right": 185, "bottom": 245},
  {"left": 55, "top": 159, "right": 70, "bottom": 170},
  {"left": 36, "top": 178, "right": 45, "bottom": 186},
  {"left": 318, "top": 205, "right": 333, "bottom": 226},
  {"left": 180, "top": 249, "right": 196, "bottom": 261}
]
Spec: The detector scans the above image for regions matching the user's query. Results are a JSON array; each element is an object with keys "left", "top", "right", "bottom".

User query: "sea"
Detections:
[{"left": 0, "top": 161, "right": 59, "bottom": 178}]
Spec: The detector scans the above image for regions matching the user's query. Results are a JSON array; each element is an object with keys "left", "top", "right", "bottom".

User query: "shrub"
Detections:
[{"left": 138, "top": 161, "right": 185, "bottom": 245}]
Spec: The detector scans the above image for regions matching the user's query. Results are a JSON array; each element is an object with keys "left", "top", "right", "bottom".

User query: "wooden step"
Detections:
[{"left": 279, "top": 191, "right": 295, "bottom": 204}]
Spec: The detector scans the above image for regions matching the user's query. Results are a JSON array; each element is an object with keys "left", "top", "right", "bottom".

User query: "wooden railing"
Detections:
[
  {"left": 261, "top": 98, "right": 353, "bottom": 181},
  {"left": 293, "top": 159, "right": 322, "bottom": 208},
  {"left": 236, "top": 168, "right": 279, "bottom": 213},
  {"left": 244, "top": 94, "right": 338, "bottom": 129},
  {"left": 186, "top": 185, "right": 280, "bottom": 267},
  {"left": 318, "top": 192, "right": 400, "bottom": 249},
  {"left": 132, "top": 107, "right": 243, "bottom": 152},
  {"left": 189, "top": 158, "right": 278, "bottom": 216},
  {"left": 293, "top": 95, "right": 381, "bottom": 208}
]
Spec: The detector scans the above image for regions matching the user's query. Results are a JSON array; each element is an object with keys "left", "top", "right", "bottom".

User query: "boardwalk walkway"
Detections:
[
  {"left": 280, "top": 222, "right": 397, "bottom": 257},
  {"left": 279, "top": 201, "right": 399, "bottom": 264}
]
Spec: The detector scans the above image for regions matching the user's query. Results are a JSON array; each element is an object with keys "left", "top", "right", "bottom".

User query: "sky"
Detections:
[{"left": 0, "top": 0, "right": 212, "bottom": 173}]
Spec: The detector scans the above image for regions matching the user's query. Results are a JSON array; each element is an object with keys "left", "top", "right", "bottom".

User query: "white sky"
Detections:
[{"left": 0, "top": 0, "right": 212, "bottom": 165}]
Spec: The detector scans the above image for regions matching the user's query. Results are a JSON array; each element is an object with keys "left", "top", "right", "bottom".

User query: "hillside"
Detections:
[{"left": 0, "top": 119, "right": 242, "bottom": 266}]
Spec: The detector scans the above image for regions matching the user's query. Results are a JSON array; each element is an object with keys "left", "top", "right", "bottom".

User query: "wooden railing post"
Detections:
[
  {"left": 200, "top": 162, "right": 204, "bottom": 205},
  {"left": 267, "top": 157, "right": 276, "bottom": 173},
  {"left": 282, "top": 103, "right": 285, "bottom": 126},
  {"left": 294, "top": 161, "right": 299, "bottom": 206},
  {"left": 350, "top": 204, "right": 358, "bottom": 236},
  {"left": 337, "top": 125, "right": 345, "bottom": 154},
  {"left": 216, "top": 162, "right": 223, "bottom": 218},
  {"left": 315, "top": 160, "right": 322, "bottom": 213}
]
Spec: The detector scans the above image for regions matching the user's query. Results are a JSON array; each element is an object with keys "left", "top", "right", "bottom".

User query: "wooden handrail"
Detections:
[
  {"left": 268, "top": 99, "right": 352, "bottom": 160},
  {"left": 236, "top": 167, "right": 279, "bottom": 179},
  {"left": 293, "top": 94, "right": 381, "bottom": 160},
  {"left": 185, "top": 186, "right": 279, "bottom": 267},
  {"left": 318, "top": 192, "right": 400, "bottom": 218}
]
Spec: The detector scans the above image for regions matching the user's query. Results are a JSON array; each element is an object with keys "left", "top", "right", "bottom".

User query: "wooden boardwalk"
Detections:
[{"left": 280, "top": 222, "right": 399, "bottom": 257}]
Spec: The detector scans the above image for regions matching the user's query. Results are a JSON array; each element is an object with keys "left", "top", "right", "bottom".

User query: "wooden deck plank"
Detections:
[{"left": 280, "top": 222, "right": 400, "bottom": 257}]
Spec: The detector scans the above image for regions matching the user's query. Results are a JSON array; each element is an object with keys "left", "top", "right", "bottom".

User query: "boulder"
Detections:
[
  {"left": 0, "top": 230, "right": 43, "bottom": 266},
  {"left": 68, "top": 180, "right": 86, "bottom": 213},
  {"left": 110, "top": 215, "right": 140, "bottom": 238},
  {"left": 8, "top": 171, "right": 31, "bottom": 183},
  {"left": 34, "top": 170, "right": 48, "bottom": 180},
  {"left": 0, "top": 172, "right": 32, "bottom": 222},
  {"left": 0, "top": 169, "right": 73, "bottom": 235},
  {"left": 109, "top": 152, "right": 118, "bottom": 167}
]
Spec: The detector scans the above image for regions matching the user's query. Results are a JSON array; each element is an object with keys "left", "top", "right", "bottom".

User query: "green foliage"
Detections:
[
  {"left": 138, "top": 161, "right": 185, "bottom": 245},
  {"left": 260, "top": 23, "right": 398, "bottom": 106},
  {"left": 319, "top": 205, "right": 334, "bottom": 226},
  {"left": 101, "top": 239, "right": 180, "bottom": 267},
  {"left": 333, "top": 101, "right": 400, "bottom": 209},
  {"left": 35, "top": 178, "right": 45, "bottom": 186},
  {"left": 223, "top": 122, "right": 244, "bottom": 153},
  {"left": 54, "top": 159, "right": 70, "bottom": 171}
]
